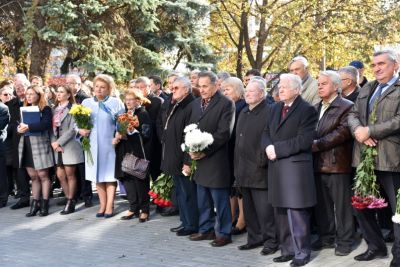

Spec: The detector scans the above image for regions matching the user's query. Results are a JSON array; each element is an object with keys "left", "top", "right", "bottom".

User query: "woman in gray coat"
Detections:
[{"left": 51, "top": 85, "right": 84, "bottom": 214}]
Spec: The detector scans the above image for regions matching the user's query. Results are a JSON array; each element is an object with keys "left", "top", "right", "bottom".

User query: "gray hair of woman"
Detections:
[{"left": 221, "top": 77, "right": 245, "bottom": 99}]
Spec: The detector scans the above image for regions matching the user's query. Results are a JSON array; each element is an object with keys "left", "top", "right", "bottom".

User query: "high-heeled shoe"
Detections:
[
  {"left": 121, "top": 213, "right": 136, "bottom": 220},
  {"left": 39, "top": 199, "right": 49, "bottom": 217},
  {"left": 104, "top": 213, "right": 114, "bottom": 218},
  {"left": 96, "top": 212, "right": 105, "bottom": 218},
  {"left": 60, "top": 199, "right": 76, "bottom": 215},
  {"left": 139, "top": 213, "right": 149, "bottom": 223},
  {"left": 26, "top": 199, "right": 40, "bottom": 217}
]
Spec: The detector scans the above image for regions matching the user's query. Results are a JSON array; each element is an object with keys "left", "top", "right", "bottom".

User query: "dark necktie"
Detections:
[
  {"left": 281, "top": 105, "right": 289, "bottom": 120},
  {"left": 369, "top": 83, "right": 387, "bottom": 113},
  {"left": 201, "top": 98, "right": 211, "bottom": 112}
]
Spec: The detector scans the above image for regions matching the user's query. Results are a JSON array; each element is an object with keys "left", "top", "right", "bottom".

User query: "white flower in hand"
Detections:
[{"left": 392, "top": 213, "right": 400, "bottom": 224}]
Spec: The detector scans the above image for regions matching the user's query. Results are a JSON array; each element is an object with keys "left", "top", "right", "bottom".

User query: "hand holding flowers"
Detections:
[
  {"left": 181, "top": 124, "right": 213, "bottom": 180},
  {"left": 69, "top": 104, "right": 94, "bottom": 165}
]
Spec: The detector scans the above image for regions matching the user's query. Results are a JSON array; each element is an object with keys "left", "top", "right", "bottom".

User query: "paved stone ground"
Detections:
[{"left": 0, "top": 195, "right": 392, "bottom": 267}]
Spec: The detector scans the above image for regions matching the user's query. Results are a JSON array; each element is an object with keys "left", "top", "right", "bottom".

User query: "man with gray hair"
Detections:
[
  {"left": 66, "top": 74, "right": 90, "bottom": 104},
  {"left": 349, "top": 49, "right": 400, "bottom": 265},
  {"left": 338, "top": 66, "right": 360, "bottom": 102},
  {"left": 157, "top": 76, "right": 198, "bottom": 236},
  {"left": 289, "top": 56, "right": 320, "bottom": 105},
  {"left": 235, "top": 78, "right": 278, "bottom": 255},
  {"left": 311, "top": 70, "right": 355, "bottom": 256},
  {"left": 216, "top": 71, "right": 231, "bottom": 90},
  {"left": 262, "top": 73, "right": 318, "bottom": 266}
]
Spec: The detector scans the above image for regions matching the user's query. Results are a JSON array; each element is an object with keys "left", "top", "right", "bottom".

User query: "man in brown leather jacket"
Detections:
[{"left": 312, "top": 70, "right": 355, "bottom": 256}]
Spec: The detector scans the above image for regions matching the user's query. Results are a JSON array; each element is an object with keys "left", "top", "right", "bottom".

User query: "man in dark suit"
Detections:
[
  {"left": 66, "top": 74, "right": 93, "bottom": 207},
  {"left": 348, "top": 49, "right": 400, "bottom": 266},
  {"left": 338, "top": 66, "right": 360, "bottom": 103},
  {"left": 312, "top": 71, "right": 354, "bottom": 256},
  {"left": 10, "top": 74, "right": 31, "bottom": 209},
  {"left": 149, "top": 75, "right": 170, "bottom": 101},
  {"left": 188, "top": 71, "right": 235, "bottom": 247},
  {"left": 235, "top": 79, "right": 278, "bottom": 254},
  {"left": 262, "top": 73, "right": 318, "bottom": 266},
  {"left": 157, "top": 77, "right": 198, "bottom": 236},
  {"left": 0, "top": 101, "right": 10, "bottom": 207}
]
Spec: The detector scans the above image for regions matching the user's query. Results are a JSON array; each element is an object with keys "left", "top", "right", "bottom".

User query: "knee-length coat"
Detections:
[
  {"left": 82, "top": 97, "right": 125, "bottom": 183},
  {"left": 50, "top": 103, "right": 84, "bottom": 165}
]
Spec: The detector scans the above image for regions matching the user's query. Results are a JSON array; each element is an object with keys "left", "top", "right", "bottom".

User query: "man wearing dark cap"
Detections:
[{"left": 349, "top": 60, "right": 368, "bottom": 88}]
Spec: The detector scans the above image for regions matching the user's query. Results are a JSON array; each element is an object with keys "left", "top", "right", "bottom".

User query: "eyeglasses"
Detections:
[{"left": 2, "top": 93, "right": 12, "bottom": 96}]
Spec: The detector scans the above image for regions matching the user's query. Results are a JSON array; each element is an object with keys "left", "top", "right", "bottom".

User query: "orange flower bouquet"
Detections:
[{"left": 117, "top": 112, "right": 139, "bottom": 136}]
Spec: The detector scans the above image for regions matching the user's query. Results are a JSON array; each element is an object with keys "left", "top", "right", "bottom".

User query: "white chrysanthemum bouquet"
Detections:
[
  {"left": 181, "top": 123, "right": 214, "bottom": 179},
  {"left": 392, "top": 189, "right": 400, "bottom": 224}
]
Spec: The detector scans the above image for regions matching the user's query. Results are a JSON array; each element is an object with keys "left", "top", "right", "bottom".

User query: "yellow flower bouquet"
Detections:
[{"left": 69, "top": 104, "right": 94, "bottom": 165}]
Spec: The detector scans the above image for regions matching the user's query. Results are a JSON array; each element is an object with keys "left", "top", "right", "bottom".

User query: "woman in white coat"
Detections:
[
  {"left": 80, "top": 74, "right": 124, "bottom": 218},
  {"left": 51, "top": 85, "right": 84, "bottom": 215}
]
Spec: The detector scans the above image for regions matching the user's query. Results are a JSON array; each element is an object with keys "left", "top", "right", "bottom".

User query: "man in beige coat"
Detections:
[
  {"left": 348, "top": 49, "right": 400, "bottom": 267},
  {"left": 289, "top": 56, "right": 320, "bottom": 105}
]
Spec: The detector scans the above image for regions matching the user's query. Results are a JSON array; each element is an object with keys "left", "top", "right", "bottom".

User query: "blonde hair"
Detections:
[
  {"left": 125, "top": 89, "right": 151, "bottom": 105},
  {"left": 24, "top": 85, "right": 48, "bottom": 110},
  {"left": 93, "top": 74, "right": 116, "bottom": 96}
]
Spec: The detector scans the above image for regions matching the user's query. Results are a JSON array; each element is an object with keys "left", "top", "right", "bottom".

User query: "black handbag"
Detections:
[{"left": 121, "top": 135, "right": 150, "bottom": 180}]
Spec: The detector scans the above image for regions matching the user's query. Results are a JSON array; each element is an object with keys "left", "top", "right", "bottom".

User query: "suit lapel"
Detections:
[
  {"left": 377, "top": 78, "right": 400, "bottom": 103},
  {"left": 276, "top": 96, "right": 301, "bottom": 131},
  {"left": 198, "top": 91, "right": 221, "bottom": 122}
]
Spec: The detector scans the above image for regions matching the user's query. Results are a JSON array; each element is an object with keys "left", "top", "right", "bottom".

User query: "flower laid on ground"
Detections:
[
  {"left": 69, "top": 104, "right": 94, "bottom": 165},
  {"left": 351, "top": 99, "right": 387, "bottom": 209},
  {"left": 181, "top": 123, "right": 213, "bottom": 180},
  {"left": 392, "top": 189, "right": 400, "bottom": 224},
  {"left": 148, "top": 173, "right": 173, "bottom": 207},
  {"left": 116, "top": 112, "right": 139, "bottom": 136}
]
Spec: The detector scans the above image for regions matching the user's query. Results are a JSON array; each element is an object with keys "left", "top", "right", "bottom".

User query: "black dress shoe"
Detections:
[
  {"left": 354, "top": 249, "right": 388, "bottom": 261},
  {"left": 170, "top": 225, "right": 184, "bottom": 232},
  {"left": 120, "top": 213, "right": 136, "bottom": 220},
  {"left": 176, "top": 229, "right": 197, "bottom": 236},
  {"left": 189, "top": 232, "right": 216, "bottom": 241},
  {"left": 335, "top": 246, "right": 351, "bottom": 256},
  {"left": 260, "top": 247, "right": 278, "bottom": 255},
  {"left": 273, "top": 255, "right": 294, "bottom": 263},
  {"left": 238, "top": 242, "right": 263, "bottom": 250},
  {"left": 10, "top": 199, "right": 30, "bottom": 210},
  {"left": 84, "top": 196, "right": 93, "bottom": 208},
  {"left": 231, "top": 226, "right": 247, "bottom": 235},
  {"left": 290, "top": 257, "right": 310, "bottom": 267},
  {"left": 210, "top": 237, "right": 232, "bottom": 247}
]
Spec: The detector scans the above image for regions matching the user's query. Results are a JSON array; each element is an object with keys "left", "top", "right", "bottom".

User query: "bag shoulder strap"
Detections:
[{"left": 138, "top": 134, "right": 147, "bottom": 160}]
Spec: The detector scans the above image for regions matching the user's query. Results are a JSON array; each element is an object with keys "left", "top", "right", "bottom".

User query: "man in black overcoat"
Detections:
[
  {"left": 157, "top": 77, "right": 198, "bottom": 236},
  {"left": 187, "top": 71, "right": 235, "bottom": 247},
  {"left": 235, "top": 79, "right": 278, "bottom": 255},
  {"left": 262, "top": 73, "right": 318, "bottom": 266},
  {"left": 0, "top": 101, "right": 10, "bottom": 207}
]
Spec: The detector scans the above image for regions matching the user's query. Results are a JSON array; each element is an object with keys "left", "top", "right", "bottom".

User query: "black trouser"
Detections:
[
  {"left": 0, "top": 156, "right": 8, "bottom": 204},
  {"left": 6, "top": 165, "right": 15, "bottom": 194},
  {"left": 122, "top": 175, "right": 150, "bottom": 214},
  {"left": 314, "top": 173, "right": 354, "bottom": 249},
  {"left": 354, "top": 171, "right": 400, "bottom": 266},
  {"left": 15, "top": 167, "right": 30, "bottom": 201},
  {"left": 75, "top": 162, "right": 92, "bottom": 199},
  {"left": 242, "top": 187, "right": 278, "bottom": 249}
]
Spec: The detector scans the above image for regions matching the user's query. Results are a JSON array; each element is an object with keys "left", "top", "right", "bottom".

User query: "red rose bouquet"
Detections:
[{"left": 148, "top": 173, "right": 173, "bottom": 207}]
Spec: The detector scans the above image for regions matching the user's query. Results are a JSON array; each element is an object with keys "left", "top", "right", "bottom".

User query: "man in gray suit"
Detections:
[
  {"left": 348, "top": 49, "right": 400, "bottom": 266},
  {"left": 289, "top": 56, "right": 320, "bottom": 105},
  {"left": 262, "top": 73, "right": 318, "bottom": 266},
  {"left": 187, "top": 71, "right": 235, "bottom": 247}
]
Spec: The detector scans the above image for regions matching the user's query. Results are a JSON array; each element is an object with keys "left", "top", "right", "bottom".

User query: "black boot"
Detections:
[
  {"left": 39, "top": 199, "right": 49, "bottom": 217},
  {"left": 60, "top": 199, "right": 75, "bottom": 215},
  {"left": 26, "top": 199, "right": 40, "bottom": 217}
]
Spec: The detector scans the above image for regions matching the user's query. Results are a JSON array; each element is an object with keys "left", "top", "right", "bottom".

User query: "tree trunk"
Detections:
[{"left": 29, "top": 0, "right": 53, "bottom": 77}]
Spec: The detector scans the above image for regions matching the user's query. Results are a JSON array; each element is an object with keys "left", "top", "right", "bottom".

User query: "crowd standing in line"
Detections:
[{"left": 1, "top": 49, "right": 400, "bottom": 267}]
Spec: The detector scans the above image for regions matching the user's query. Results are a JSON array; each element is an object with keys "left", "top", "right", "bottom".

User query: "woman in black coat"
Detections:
[
  {"left": 221, "top": 77, "right": 247, "bottom": 234},
  {"left": 114, "top": 90, "right": 153, "bottom": 222}
]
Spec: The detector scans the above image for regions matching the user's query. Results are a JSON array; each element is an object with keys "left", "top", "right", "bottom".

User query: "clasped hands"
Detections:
[
  {"left": 265, "top": 145, "right": 277, "bottom": 161},
  {"left": 189, "top": 152, "right": 205, "bottom": 161},
  {"left": 354, "top": 126, "right": 377, "bottom": 147}
]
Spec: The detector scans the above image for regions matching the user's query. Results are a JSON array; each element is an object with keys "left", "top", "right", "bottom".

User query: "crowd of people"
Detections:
[{"left": 0, "top": 49, "right": 399, "bottom": 267}]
